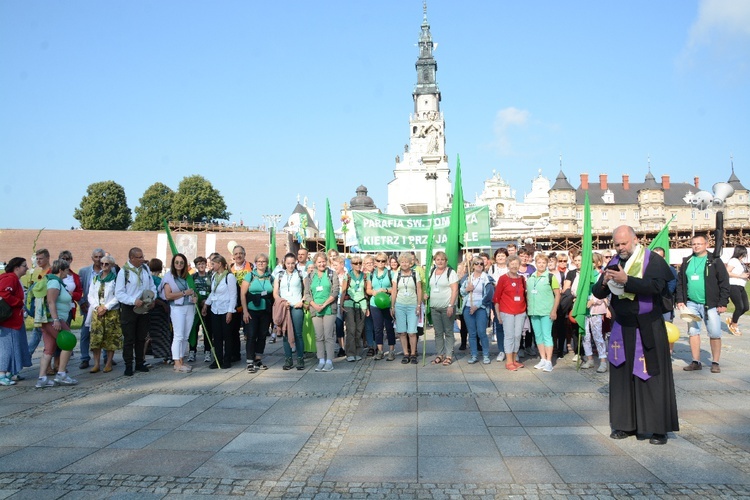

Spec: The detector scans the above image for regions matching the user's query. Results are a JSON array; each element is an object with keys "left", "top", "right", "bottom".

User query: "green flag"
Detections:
[
  {"left": 648, "top": 214, "right": 676, "bottom": 264},
  {"left": 325, "top": 198, "right": 336, "bottom": 252},
  {"left": 445, "top": 155, "right": 466, "bottom": 270},
  {"left": 424, "top": 212, "right": 435, "bottom": 323},
  {"left": 269, "top": 227, "right": 277, "bottom": 269},
  {"left": 572, "top": 192, "right": 594, "bottom": 337}
]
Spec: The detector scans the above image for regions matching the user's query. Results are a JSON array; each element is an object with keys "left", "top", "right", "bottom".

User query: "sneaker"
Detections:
[
  {"left": 337, "top": 348, "right": 346, "bottom": 358},
  {"left": 270, "top": 333, "right": 277, "bottom": 343},
  {"left": 542, "top": 360, "right": 554, "bottom": 372},
  {"left": 580, "top": 359, "right": 594, "bottom": 369},
  {"left": 683, "top": 360, "right": 702, "bottom": 371},
  {"left": 517, "top": 348, "right": 526, "bottom": 358},
  {"left": 496, "top": 352, "right": 505, "bottom": 362},
  {"left": 597, "top": 361, "right": 608, "bottom": 373},
  {"left": 346, "top": 356, "right": 356, "bottom": 362},
  {"left": 296, "top": 358, "right": 305, "bottom": 370},
  {"left": 386, "top": 350, "right": 396, "bottom": 361},
  {"left": 374, "top": 350, "right": 384, "bottom": 360},
  {"left": 315, "top": 359, "right": 326, "bottom": 372},
  {"left": 53, "top": 373, "right": 78, "bottom": 385},
  {"left": 571, "top": 354, "right": 580, "bottom": 363},
  {"left": 0, "top": 375, "right": 16, "bottom": 386},
  {"left": 710, "top": 362, "right": 721, "bottom": 374},
  {"left": 187, "top": 352, "right": 196, "bottom": 363},
  {"left": 355, "top": 355, "right": 363, "bottom": 361},
  {"left": 533, "top": 360, "right": 545, "bottom": 370},
  {"left": 35, "top": 377, "right": 56, "bottom": 388},
  {"left": 467, "top": 356, "right": 479, "bottom": 364},
  {"left": 483, "top": 356, "right": 491, "bottom": 365},
  {"left": 204, "top": 352, "right": 213, "bottom": 362},
  {"left": 322, "top": 360, "right": 334, "bottom": 372}
]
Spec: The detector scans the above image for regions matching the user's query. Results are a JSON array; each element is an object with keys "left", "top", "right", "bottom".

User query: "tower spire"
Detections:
[{"left": 414, "top": 1, "right": 440, "bottom": 98}]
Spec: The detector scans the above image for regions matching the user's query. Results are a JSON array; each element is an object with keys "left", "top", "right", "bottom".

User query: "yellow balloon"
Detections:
[{"left": 665, "top": 321, "right": 680, "bottom": 344}]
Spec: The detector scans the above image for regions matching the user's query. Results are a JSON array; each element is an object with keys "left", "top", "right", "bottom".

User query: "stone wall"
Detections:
[{"left": 0, "top": 229, "right": 289, "bottom": 270}]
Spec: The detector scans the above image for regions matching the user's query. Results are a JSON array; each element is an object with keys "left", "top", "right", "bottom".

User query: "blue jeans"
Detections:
[
  {"left": 28, "top": 327, "right": 43, "bottom": 356},
  {"left": 686, "top": 300, "right": 722, "bottom": 339},
  {"left": 282, "top": 307, "right": 305, "bottom": 361},
  {"left": 79, "top": 324, "right": 91, "bottom": 362},
  {"left": 463, "top": 306, "right": 489, "bottom": 358},
  {"left": 493, "top": 314, "right": 505, "bottom": 354},
  {"left": 365, "top": 313, "right": 374, "bottom": 347}
]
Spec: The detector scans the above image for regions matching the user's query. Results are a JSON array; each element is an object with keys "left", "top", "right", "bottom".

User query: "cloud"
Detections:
[
  {"left": 688, "top": 0, "right": 750, "bottom": 46},
  {"left": 491, "top": 107, "right": 530, "bottom": 155},
  {"left": 679, "top": 0, "right": 750, "bottom": 79}
]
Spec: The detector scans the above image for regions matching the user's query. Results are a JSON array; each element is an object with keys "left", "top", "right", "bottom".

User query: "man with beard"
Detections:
[{"left": 592, "top": 225, "right": 678, "bottom": 445}]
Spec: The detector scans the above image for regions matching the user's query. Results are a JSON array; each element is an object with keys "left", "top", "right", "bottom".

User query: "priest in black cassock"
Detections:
[{"left": 593, "top": 225, "right": 679, "bottom": 445}]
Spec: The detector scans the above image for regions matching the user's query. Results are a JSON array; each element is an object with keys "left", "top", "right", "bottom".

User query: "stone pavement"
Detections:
[{"left": 1, "top": 316, "right": 749, "bottom": 499}]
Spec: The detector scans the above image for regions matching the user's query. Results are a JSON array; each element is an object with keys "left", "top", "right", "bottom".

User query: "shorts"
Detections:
[{"left": 394, "top": 303, "right": 418, "bottom": 334}]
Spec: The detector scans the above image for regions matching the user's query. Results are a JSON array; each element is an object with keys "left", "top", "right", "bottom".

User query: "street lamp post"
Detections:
[{"left": 261, "top": 214, "right": 282, "bottom": 232}]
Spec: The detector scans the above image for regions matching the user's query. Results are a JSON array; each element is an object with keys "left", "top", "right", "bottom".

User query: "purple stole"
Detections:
[{"left": 607, "top": 250, "right": 652, "bottom": 381}]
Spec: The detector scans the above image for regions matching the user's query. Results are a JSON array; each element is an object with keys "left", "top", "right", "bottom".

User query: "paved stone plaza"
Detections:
[{"left": 1, "top": 317, "right": 749, "bottom": 499}]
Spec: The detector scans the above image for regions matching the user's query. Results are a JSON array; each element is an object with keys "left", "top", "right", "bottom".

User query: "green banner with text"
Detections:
[{"left": 352, "top": 206, "right": 491, "bottom": 251}]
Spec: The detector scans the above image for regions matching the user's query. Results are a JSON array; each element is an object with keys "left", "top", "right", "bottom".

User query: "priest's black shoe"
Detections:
[
  {"left": 135, "top": 364, "right": 149, "bottom": 372},
  {"left": 610, "top": 429, "right": 631, "bottom": 440},
  {"left": 649, "top": 433, "right": 668, "bottom": 445},
  {"left": 208, "top": 362, "right": 219, "bottom": 369}
]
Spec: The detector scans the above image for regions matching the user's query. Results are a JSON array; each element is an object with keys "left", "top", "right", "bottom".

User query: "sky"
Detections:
[{"left": 1, "top": 0, "right": 749, "bottom": 231}]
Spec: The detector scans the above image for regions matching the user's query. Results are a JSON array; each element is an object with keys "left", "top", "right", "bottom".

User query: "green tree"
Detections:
[
  {"left": 132, "top": 182, "right": 175, "bottom": 231},
  {"left": 171, "top": 175, "right": 231, "bottom": 222},
  {"left": 73, "top": 181, "right": 132, "bottom": 230}
]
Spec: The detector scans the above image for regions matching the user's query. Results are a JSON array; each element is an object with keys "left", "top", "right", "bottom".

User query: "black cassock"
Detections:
[{"left": 593, "top": 250, "right": 679, "bottom": 436}]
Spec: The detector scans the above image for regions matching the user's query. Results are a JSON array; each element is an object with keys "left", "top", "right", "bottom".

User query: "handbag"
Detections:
[{"left": 0, "top": 298, "right": 12, "bottom": 322}]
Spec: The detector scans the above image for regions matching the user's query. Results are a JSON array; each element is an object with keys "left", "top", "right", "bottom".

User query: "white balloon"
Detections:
[{"left": 227, "top": 240, "right": 238, "bottom": 253}]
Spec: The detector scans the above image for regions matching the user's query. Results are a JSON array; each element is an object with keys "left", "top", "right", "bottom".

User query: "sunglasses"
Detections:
[{"left": 375, "top": 259, "right": 387, "bottom": 263}]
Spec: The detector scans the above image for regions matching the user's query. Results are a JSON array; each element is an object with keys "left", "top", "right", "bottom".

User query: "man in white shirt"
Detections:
[
  {"left": 115, "top": 247, "right": 157, "bottom": 376},
  {"left": 78, "top": 248, "right": 105, "bottom": 369}
]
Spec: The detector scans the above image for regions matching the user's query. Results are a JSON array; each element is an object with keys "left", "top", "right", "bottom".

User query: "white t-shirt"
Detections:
[
  {"left": 428, "top": 267, "right": 458, "bottom": 309},
  {"left": 727, "top": 257, "right": 748, "bottom": 287},
  {"left": 487, "top": 264, "right": 508, "bottom": 283}
]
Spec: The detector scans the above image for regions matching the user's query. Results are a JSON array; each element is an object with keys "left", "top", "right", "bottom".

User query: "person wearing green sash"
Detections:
[
  {"left": 342, "top": 256, "right": 369, "bottom": 361},
  {"left": 304, "top": 253, "right": 340, "bottom": 372}
]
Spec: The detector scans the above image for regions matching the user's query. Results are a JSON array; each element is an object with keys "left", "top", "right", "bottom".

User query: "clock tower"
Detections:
[{"left": 387, "top": 2, "right": 452, "bottom": 215}]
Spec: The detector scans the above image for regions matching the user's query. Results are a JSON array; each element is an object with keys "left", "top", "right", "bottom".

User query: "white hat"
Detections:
[
  {"left": 134, "top": 289, "right": 155, "bottom": 315},
  {"left": 607, "top": 280, "right": 625, "bottom": 296}
]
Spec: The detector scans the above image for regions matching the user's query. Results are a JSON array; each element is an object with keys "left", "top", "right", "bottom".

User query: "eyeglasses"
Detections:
[
  {"left": 101, "top": 263, "right": 111, "bottom": 267},
  {"left": 256, "top": 260, "right": 268, "bottom": 264}
]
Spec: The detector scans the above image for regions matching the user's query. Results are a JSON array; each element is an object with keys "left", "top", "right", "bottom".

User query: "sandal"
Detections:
[
  {"left": 432, "top": 356, "right": 444, "bottom": 365},
  {"left": 442, "top": 357, "right": 452, "bottom": 366},
  {"left": 514, "top": 361, "right": 525, "bottom": 369},
  {"left": 401, "top": 356, "right": 410, "bottom": 364},
  {"left": 410, "top": 356, "right": 418, "bottom": 364},
  {"left": 505, "top": 363, "right": 518, "bottom": 371},
  {"left": 367, "top": 348, "right": 376, "bottom": 357}
]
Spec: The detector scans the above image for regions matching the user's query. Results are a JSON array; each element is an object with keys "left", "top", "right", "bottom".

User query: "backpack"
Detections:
[
  {"left": 396, "top": 270, "right": 418, "bottom": 290},
  {"left": 428, "top": 266, "right": 454, "bottom": 283},
  {"left": 277, "top": 269, "right": 304, "bottom": 289},
  {"left": 245, "top": 271, "right": 275, "bottom": 311},
  {"left": 343, "top": 270, "right": 369, "bottom": 306}
]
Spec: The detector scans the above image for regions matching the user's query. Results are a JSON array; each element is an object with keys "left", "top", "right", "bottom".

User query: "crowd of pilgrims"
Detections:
[{"left": 0, "top": 241, "right": 641, "bottom": 386}]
